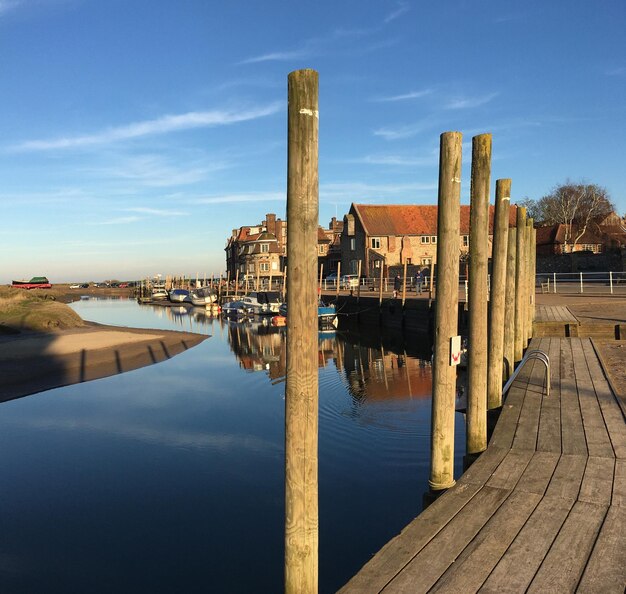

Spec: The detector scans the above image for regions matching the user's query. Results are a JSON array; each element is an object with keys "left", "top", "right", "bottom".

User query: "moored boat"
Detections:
[
  {"left": 277, "top": 301, "right": 338, "bottom": 330},
  {"left": 190, "top": 287, "right": 218, "bottom": 306},
  {"left": 11, "top": 276, "right": 52, "bottom": 289},
  {"left": 168, "top": 288, "right": 192, "bottom": 303}
]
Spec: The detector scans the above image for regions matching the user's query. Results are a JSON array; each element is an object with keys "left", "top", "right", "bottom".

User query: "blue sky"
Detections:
[{"left": 1, "top": 0, "right": 624, "bottom": 282}]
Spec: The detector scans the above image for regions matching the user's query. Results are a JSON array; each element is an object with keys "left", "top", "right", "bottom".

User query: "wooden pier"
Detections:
[{"left": 340, "top": 332, "right": 626, "bottom": 592}]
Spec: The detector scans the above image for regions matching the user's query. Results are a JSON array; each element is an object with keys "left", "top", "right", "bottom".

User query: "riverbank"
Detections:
[{"left": 0, "top": 287, "right": 208, "bottom": 402}]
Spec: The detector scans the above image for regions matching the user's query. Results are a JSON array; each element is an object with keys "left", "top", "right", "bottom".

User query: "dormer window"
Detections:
[{"left": 261, "top": 243, "right": 269, "bottom": 253}]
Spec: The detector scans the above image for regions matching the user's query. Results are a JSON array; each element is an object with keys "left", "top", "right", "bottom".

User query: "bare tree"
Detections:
[{"left": 531, "top": 181, "right": 614, "bottom": 251}]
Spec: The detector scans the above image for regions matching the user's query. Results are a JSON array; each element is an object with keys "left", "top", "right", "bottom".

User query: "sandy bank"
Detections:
[{"left": 0, "top": 323, "right": 209, "bottom": 403}]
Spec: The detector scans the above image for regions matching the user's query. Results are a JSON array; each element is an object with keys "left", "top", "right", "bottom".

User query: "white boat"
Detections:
[
  {"left": 190, "top": 287, "right": 218, "bottom": 306},
  {"left": 168, "top": 288, "right": 192, "bottom": 303},
  {"left": 221, "top": 299, "right": 253, "bottom": 316},
  {"left": 245, "top": 291, "right": 282, "bottom": 315},
  {"left": 151, "top": 286, "right": 168, "bottom": 300}
]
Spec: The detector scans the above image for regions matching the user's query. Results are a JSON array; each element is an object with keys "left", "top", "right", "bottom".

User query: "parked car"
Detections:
[
  {"left": 69, "top": 284, "right": 81, "bottom": 289},
  {"left": 340, "top": 274, "right": 359, "bottom": 289}
]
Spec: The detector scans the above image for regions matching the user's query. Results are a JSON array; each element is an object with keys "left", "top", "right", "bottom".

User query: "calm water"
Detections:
[{"left": 0, "top": 298, "right": 466, "bottom": 593}]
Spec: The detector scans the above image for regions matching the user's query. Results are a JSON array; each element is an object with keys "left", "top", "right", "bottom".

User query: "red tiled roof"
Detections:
[
  {"left": 536, "top": 223, "right": 604, "bottom": 246},
  {"left": 352, "top": 203, "right": 517, "bottom": 236}
]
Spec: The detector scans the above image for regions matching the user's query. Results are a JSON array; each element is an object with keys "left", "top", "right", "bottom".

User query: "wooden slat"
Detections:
[
  {"left": 514, "top": 451, "right": 559, "bottom": 495},
  {"left": 429, "top": 491, "right": 542, "bottom": 594},
  {"left": 382, "top": 486, "right": 510, "bottom": 593},
  {"left": 614, "top": 459, "right": 626, "bottom": 507},
  {"left": 526, "top": 501, "right": 608, "bottom": 593},
  {"left": 570, "top": 338, "right": 614, "bottom": 458},
  {"left": 479, "top": 495, "right": 574, "bottom": 593},
  {"left": 457, "top": 446, "right": 509, "bottom": 486},
  {"left": 544, "top": 454, "right": 587, "bottom": 501},
  {"left": 585, "top": 339, "right": 626, "bottom": 459},
  {"left": 486, "top": 449, "right": 533, "bottom": 491},
  {"left": 577, "top": 505, "right": 626, "bottom": 592},
  {"left": 537, "top": 337, "right": 562, "bottom": 453},
  {"left": 578, "top": 456, "right": 615, "bottom": 506},
  {"left": 560, "top": 340, "right": 588, "bottom": 455},
  {"left": 488, "top": 386, "right": 525, "bottom": 450},
  {"left": 338, "top": 481, "right": 482, "bottom": 593}
]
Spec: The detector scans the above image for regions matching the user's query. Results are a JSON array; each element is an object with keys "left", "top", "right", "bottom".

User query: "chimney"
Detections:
[{"left": 266, "top": 213, "right": 277, "bottom": 235}]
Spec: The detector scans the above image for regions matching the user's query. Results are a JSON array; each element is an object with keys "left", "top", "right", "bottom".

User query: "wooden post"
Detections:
[
  {"left": 467, "top": 133, "right": 491, "bottom": 455},
  {"left": 234, "top": 270, "right": 239, "bottom": 298},
  {"left": 256, "top": 269, "right": 260, "bottom": 292},
  {"left": 503, "top": 227, "right": 517, "bottom": 380},
  {"left": 318, "top": 264, "right": 323, "bottom": 298},
  {"left": 514, "top": 206, "right": 526, "bottom": 362},
  {"left": 487, "top": 179, "right": 510, "bottom": 409},
  {"left": 285, "top": 68, "right": 319, "bottom": 594},
  {"left": 430, "top": 131, "right": 462, "bottom": 491},
  {"left": 531, "top": 226, "right": 536, "bottom": 328},
  {"left": 335, "top": 261, "right": 341, "bottom": 298},
  {"left": 401, "top": 259, "right": 407, "bottom": 306},
  {"left": 282, "top": 266, "right": 287, "bottom": 301},
  {"left": 526, "top": 218, "right": 534, "bottom": 344},
  {"left": 378, "top": 264, "right": 384, "bottom": 305},
  {"left": 357, "top": 259, "right": 362, "bottom": 300}
]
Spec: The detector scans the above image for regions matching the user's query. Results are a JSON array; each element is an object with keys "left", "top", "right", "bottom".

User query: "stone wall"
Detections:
[{"left": 536, "top": 249, "right": 625, "bottom": 273}]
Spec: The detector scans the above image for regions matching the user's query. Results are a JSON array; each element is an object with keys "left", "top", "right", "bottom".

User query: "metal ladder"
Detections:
[{"left": 502, "top": 349, "right": 551, "bottom": 398}]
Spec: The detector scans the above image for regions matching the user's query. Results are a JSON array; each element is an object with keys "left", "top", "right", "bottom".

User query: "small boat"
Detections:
[
  {"left": 277, "top": 301, "right": 338, "bottom": 330},
  {"left": 12, "top": 276, "right": 52, "bottom": 289},
  {"left": 190, "top": 287, "right": 218, "bottom": 306},
  {"left": 221, "top": 299, "right": 253, "bottom": 317},
  {"left": 151, "top": 287, "right": 168, "bottom": 300},
  {"left": 245, "top": 291, "right": 282, "bottom": 315},
  {"left": 168, "top": 288, "right": 192, "bottom": 303}
]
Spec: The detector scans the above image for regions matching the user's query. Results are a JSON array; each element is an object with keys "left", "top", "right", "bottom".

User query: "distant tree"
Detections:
[
  {"left": 516, "top": 197, "right": 541, "bottom": 222},
  {"left": 529, "top": 181, "right": 614, "bottom": 251}
]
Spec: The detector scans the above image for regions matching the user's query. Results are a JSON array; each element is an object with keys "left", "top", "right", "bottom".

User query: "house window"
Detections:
[
  {"left": 374, "top": 260, "right": 381, "bottom": 269},
  {"left": 421, "top": 236, "right": 430, "bottom": 244},
  {"left": 462, "top": 235, "right": 469, "bottom": 247},
  {"left": 261, "top": 243, "right": 269, "bottom": 253},
  {"left": 249, "top": 263, "right": 255, "bottom": 273},
  {"left": 318, "top": 245, "right": 324, "bottom": 254},
  {"left": 350, "top": 238, "right": 356, "bottom": 251},
  {"left": 371, "top": 237, "right": 381, "bottom": 249},
  {"left": 272, "top": 261, "right": 278, "bottom": 270},
  {"left": 431, "top": 236, "right": 437, "bottom": 243},
  {"left": 422, "top": 258, "right": 431, "bottom": 266},
  {"left": 260, "top": 262, "right": 269, "bottom": 272},
  {"left": 406, "top": 258, "right": 412, "bottom": 265}
]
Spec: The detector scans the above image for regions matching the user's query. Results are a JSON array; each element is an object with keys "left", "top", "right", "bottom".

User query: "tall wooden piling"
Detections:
[
  {"left": 487, "top": 178, "right": 510, "bottom": 410},
  {"left": 503, "top": 226, "right": 517, "bottom": 379},
  {"left": 526, "top": 218, "right": 534, "bottom": 344},
  {"left": 430, "top": 131, "right": 462, "bottom": 491},
  {"left": 467, "top": 133, "right": 491, "bottom": 455},
  {"left": 285, "top": 68, "right": 319, "bottom": 594},
  {"left": 401, "top": 259, "right": 408, "bottom": 306},
  {"left": 335, "top": 261, "right": 341, "bottom": 298},
  {"left": 514, "top": 206, "right": 526, "bottom": 362},
  {"left": 531, "top": 226, "right": 536, "bottom": 330}
]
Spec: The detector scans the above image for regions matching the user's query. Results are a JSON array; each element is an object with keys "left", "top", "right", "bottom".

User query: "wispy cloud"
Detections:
[
  {"left": 606, "top": 66, "right": 626, "bottom": 77},
  {"left": 10, "top": 102, "right": 283, "bottom": 151},
  {"left": 384, "top": 1, "right": 410, "bottom": 23},
  {"left": 239, "top": 27, "right": 374, "bottom": 64},
  {"left": 374, "top": 118, "right": 438, "bottom": 141},
  {"left": 372, "top": 89, "right": 433, "bottom": 102},
  {"left": 0, "top": 0, "right": 20, "bottom": 16},
  {"left": 89, "top": 216, "right": 141, "bottom": 225},
  {"left": 445, "top": 92, "right": 498, "bottom": 110},
  {"left": 350, "top": 152, "right": 438, "bottom": 167},
  {"left": 321, "top": 181, "right": 437, "bottom": 202},
  {"left": 191, "top": 191, "right": 284, "bottom": 205},
  {"left": 122, "top": 207, "right": 188, "bottom": 217},
  {"left": 94, "top": 154, "right": 230, "bottom": 187}
]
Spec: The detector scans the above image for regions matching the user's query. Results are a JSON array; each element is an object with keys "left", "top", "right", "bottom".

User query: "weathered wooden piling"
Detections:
[
  {"left": 514, "top": 206, "right": 526, "bottom": 362},
  {"left": 430, "top": 131, "right": 462, "bottom": 491},
  {"left": 401, "top": 259, "right": 408, "bottom": 306},
  {"left": 284, "top": 68, "right": 319, "bottom": 593},
  {"left": 467, "top": 133, "right": 491, "bottom": 455},
  {"left": 487, "top": 178, "right": 510, "bottom": 409},
  {"left": 503, "top": 226, "right": 517, "bottom": 379},
  {"left": 526, "top": 218, "right": 534, "bottom": 344}
]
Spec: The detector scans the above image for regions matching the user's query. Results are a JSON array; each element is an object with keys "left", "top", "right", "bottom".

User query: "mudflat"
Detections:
[{"left": 0, "top": 323, "right": 208, "bottom": 403}]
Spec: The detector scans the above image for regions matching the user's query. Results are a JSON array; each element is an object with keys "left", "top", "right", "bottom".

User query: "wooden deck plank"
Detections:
[
  {"left": 612, "top": 458, "right": 625, "bottom": 507},
  {"left": 337, "top": 481, "right": 482, "bottom": 593},
  {"left": 537, "top": 337, "right": 562, "bottom": 453},
  {"left": 526, "top": 501, "right": 608, "bottom": 593},
  {"left": 578, "top": 456, "right": 615, "bottom": 507},
  {"left": 577, "top": 505, "right": 626, "bottom": 593},
  {"left": 571, "top": 338, "right": 614, "bottom": 458},
  {"left": 429, "top": 491, "right": 542, "bottom": 594},
  {"left": 488, "top": 386, "right": 525, "bottom": 450},
  {"left": 585, "top": 339, "right": 626, "bottom": 459},
  {"left": 544, "top": 454, "right": 587, "bottom": 501},
  {"left": 382, "top": 486, "right": 510, "bottom": 593},
  {"left": 560, "top": 340, "right": 588, "bottom": 455},
  {"left": 486, "top": 449, "right": 533, "bottom": 491},
  {"left": 456, "top": 446, "right": 509, "bottom": 487},
  {"left": 514, "top": 451, "right": 560, "bottom": 495},
  {"left": 479, "top": 495, "right": 574, "bottom": 593}
]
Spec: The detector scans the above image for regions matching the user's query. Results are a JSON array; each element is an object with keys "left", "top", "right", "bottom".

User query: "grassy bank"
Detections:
[{"left": 0, "top": 287, "right": 85, "bottom": 333}]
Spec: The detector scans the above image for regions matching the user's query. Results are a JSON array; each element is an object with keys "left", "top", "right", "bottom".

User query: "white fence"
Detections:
[{"left": 536, "top": 272, "right": 626, "bottom": 295}]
